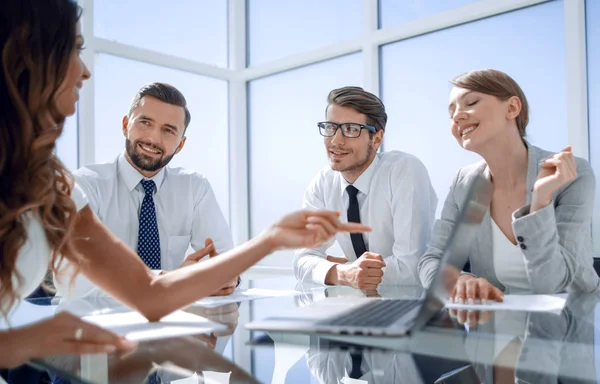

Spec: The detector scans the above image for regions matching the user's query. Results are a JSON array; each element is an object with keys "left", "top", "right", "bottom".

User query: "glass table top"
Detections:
[{"left": 7, "top": 276, "right": 600, "bottom": 383}]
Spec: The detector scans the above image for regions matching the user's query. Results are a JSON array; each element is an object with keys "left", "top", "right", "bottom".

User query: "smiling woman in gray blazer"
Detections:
[{"left": 418, "top": 69, "right": 599, "bottom": 303}]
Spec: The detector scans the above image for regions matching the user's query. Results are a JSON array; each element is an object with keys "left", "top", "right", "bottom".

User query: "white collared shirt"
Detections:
[
  {"left": 306, "top": 345, "right": 424, "bottom": 384},
  {"left": 294, "top": 151, "right": 437, "bottom": 285},
  {"left": 3, "top": 184, "right": 88, "bottom": 314},
  {"left": 55, "top": 153, "right": 233, "bottom": 298}
]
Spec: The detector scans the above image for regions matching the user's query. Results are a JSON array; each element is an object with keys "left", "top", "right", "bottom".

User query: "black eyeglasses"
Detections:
[{"left": 317, "top": 122, "right": 377, "bottom": 138}]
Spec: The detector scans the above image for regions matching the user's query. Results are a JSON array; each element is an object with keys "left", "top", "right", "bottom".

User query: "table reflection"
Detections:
[
  {"left": 306, "top": 338, "right": 424, "bottom": 384},
  {"left": 459, "top": 292, "right": 600, "bottom": 383},
  {"left": 35, "top": 296, "right": 255, "bottom": 383}
]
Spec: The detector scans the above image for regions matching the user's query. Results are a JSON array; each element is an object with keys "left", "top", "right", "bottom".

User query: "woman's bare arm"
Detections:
[{"left": 74, "top": 206, "right": 369, "bottom": 321}]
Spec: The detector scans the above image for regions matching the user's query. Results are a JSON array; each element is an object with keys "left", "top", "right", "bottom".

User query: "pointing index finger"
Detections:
[{"left": 338, "top": 223, "right": 371, "bottom": 233}]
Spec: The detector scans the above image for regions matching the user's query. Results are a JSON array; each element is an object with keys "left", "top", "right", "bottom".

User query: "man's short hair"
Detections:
[
  {"left": 326, "top": 86, "right": 387, "bottom": 132},
  {"left": 129, "top": 82, "right": 191, "bottom": 132}
]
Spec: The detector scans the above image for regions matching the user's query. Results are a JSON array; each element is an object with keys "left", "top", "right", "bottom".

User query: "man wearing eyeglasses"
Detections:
[{"left": 294, "top": 86, "right": 437, "bottom": 289}]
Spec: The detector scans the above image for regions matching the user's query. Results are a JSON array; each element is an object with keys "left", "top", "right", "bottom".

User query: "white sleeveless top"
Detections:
[
  {"left": 4, "top": 184, "right": 88, "bottom": 312},
  {"left": 491, "top": 218, "right": 531, "bottom": 294}
]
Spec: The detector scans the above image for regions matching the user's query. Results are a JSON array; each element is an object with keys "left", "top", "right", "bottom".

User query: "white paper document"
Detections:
[
  {"left": 202, "top": 371, "right": 232, "bottom": 384},
  {"left": 194, "top": 288, "right": 300, "bottom": 308},
  {"left": 82, "top": 310, "right": 227, "bottom": 341},
  {"left": 444, "top": 294, "right": 567, "bottom": 313}
]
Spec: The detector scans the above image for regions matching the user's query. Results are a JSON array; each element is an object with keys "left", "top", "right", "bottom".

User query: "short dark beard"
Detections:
[{"left": 125, "top": 138, "right": 175, "bottom": 172}]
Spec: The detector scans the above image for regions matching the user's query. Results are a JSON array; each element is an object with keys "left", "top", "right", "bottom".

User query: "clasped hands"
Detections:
[{"left": 326, "top": 252, "right": 386, "bottom": 290}]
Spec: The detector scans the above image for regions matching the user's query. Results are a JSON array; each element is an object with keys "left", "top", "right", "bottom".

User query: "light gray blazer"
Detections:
[{"left": 418, "top": 143, "right": 599, "bottom": 294}]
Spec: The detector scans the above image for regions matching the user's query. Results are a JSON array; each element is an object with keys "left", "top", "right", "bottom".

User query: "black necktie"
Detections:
[
  {"left": 349, "top": 350, "right": 364, "bottom": 379},
  {"left": 346, "top": 185, "right": 367, "bottom": 258},
  {"left": 145, "top": 371, "right": 161, "bottom": 384}
]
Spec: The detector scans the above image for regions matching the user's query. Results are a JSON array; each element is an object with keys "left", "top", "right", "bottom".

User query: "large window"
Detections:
[
  {"left": 381, "top": 0, "right": 567, "bottom": 215},
  {"left": 379, "top": 0, "right": 479, "bottom": 28},
  {"left": 80, "top": 0, "right": 595, "bottom": 260},
  {"left": 248, "top": 53, "right": 362, "bottom": 266},
  {"left": 93, "top": 0, "right": 228, "bottom": 67},
  {"left": 247, "top": 0, "right": 362, "bottom": 66},
  {"left": 93, "top": 54, "right": 230, "bottom": 220},
  {"left": 587, "top": 0, "right": 600, "bottom": 254}
]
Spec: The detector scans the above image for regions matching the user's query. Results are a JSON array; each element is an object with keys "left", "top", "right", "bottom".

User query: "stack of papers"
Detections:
[
  {"left": 445, "top": 294, "right": 567, "bottom": 313},
  {"left": 83, "top": 310, "right": 227, "bottom": 341},
  {"left": 1, "top": 300, "right": 228, "bottom": 342}
]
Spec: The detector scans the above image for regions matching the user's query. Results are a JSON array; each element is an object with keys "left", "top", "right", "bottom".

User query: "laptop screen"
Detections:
[{"left": 412, "top": 171, "right": 493, "bottom": 332}]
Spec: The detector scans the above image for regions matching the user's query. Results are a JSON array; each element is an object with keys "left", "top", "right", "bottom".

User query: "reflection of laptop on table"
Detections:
[{"left": 247, "top": 173, "right": 492, "bottom": 336}]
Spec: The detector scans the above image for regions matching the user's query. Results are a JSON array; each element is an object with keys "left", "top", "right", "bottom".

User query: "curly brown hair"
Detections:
[{"left": 0, "top": 0, "right": 83, "bottom": 313}]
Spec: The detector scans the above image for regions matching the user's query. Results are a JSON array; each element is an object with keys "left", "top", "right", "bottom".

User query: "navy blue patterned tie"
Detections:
[{"left": 137, "top": 179, "right": 161, "bottom": 269}]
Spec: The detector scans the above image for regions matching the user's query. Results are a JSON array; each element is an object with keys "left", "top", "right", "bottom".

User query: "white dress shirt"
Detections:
[
  {"left": 55, "top": 153, "right": 233, "bottom": 298},
  {"left": 1, "top": 189, "right": 95, "bottom": 384},
  {"left": 306, "top": 347, "right": 424, "bottom": 384},
  {"left": 294, "top": 151, "right": 437, "bottom": 285},
  {"left": 3, "top": 184, "right": 88, "bottom": 314}
]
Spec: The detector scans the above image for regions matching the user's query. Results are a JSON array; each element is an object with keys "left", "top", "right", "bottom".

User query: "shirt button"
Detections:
[
  {"left": 517, "top": 236, "right": 524, "bottom": 242},
  {"left": 520, "top": 243, "right": 527, "bottom": 250}
]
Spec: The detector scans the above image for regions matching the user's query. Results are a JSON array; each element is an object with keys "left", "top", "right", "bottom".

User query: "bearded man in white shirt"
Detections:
[
  {"left": 294, "top": 86, "right": 437, "bottom": 290},
  {"left": 56, "top": 82, "right": 237, "bottom": 298}
]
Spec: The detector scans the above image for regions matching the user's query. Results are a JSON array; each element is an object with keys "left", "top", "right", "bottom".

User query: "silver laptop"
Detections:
[{"left": 246, "top": 173, "right": 492, "bottom": 337}]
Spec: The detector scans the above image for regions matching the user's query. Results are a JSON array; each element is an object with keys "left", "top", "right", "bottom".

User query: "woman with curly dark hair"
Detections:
[{"left": 0, "top": 0, "right": 368, "bottom": 368}]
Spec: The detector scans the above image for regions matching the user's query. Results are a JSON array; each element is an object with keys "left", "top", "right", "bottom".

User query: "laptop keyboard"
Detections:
[{"left": 316, "top": 299, "right": 421, "bottom": 328}]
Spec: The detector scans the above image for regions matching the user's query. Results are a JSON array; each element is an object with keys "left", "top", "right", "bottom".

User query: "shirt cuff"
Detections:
[{"left": 312, "top": 260, "right": 339, "bottom": 285}]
